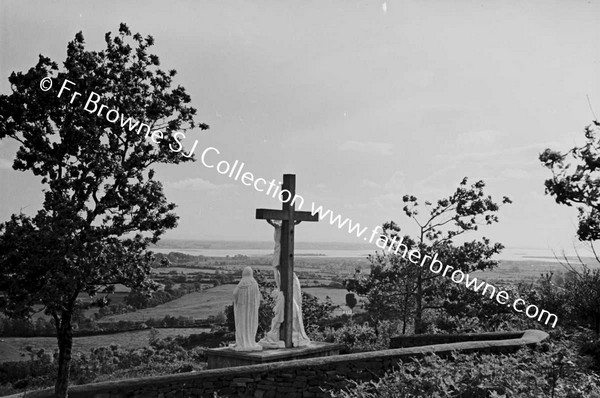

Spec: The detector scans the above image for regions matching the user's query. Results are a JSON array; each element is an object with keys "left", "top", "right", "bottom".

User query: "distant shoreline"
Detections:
[{"left": 150, "top": 239, "right": 597, "bottom": 262}]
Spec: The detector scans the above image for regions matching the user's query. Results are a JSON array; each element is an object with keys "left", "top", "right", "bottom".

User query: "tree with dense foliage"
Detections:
[
  {"left": 302, "top": 292, "right": 335, "bottom": 328},
  {"left": 541, "top": 120, "right": 600, "bottom": 242},
  {"left": 0, "top": 23, "right": 206, "bottom": 397},
  {"left": 345, "top": 293, "right": 357, "bottom": 311},
  {"left": 540, "top": 120, "right": 600, "bottom": 334},
  {"left": 346, "top": 177, "right": 511, "bottom": 334},
  {"left": 346, "top": 249, "right": 418, "bottom": 331}
]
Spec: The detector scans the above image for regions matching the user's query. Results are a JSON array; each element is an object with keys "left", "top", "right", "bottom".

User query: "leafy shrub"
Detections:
[
  {"left": 527, "top": 267, "right": 600, "bottom": 333},
  {"left": 299, "top": 292, "right": 335, "bottom": 329},
  {"left": 310, "top": 320, "right": 401, "bottom": 353},
  {"left": 0, "top": 349, "right": 56, "bottom": 391},
  {"left": 332, "top": 334, "right": 600, "bottom": 398},
  {"left": 0, "top": 334, "right": 210, "bottom": 394},
  {"left": 579, "top": 335, "right": 600, "bottom": 372}
]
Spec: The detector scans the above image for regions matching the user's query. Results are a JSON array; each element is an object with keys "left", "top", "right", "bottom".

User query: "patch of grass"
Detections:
[
  {"left": 102, "top": 285, "right": 236, "bottom": 322},
  {"left": 155, "top": 267, "right": 218, "bottom": 274}
]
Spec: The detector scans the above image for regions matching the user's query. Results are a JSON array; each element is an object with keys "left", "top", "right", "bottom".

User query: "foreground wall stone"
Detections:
[{"left": 21, "top": 329, "right": 548, "bottom": 398}]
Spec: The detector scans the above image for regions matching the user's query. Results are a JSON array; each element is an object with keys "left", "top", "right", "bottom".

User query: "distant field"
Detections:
[
  {"left": 155, "top": 267, "right": 217, "bottom": 274},
  {"left": 102, "top": 285, "right": 236, "bottom": 322},
  {"left": 0, "top": 327, "right": 209, "bottom": 363},
  {"left": 99, "top": 284, "right": 351, "bottom": 323},
  {"left": 303, "top": 287, "right": 350, "bottom": 307},
  {"left": 472, "top": 260, "right": 564, "bottom": 284}
]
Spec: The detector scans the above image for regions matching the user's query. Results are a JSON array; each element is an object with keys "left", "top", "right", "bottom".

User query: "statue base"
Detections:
[{"left": 206, "top": 341, "right": 344, "bottom": 369}]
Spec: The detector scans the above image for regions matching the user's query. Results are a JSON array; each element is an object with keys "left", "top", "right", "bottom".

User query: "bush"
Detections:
[
  {"left": 0, "top": 316, "right": 56, "bottom": 337},
  {"left": 579, "top": 334, "right": 600, "bottom": 372},
  {"left": 0, "top": 334, "right": 212, "bottom": 394},
  {"left": 310, "top": 320, "right": 401, "bottom": 353},
  {"left": 332, "top": 331, "right": 600, "bottom": 398},
  {"left": 527, "top": 267, "right": 600, "bottom": 333},
  {"left": 0, "top": 349, "right": 55, "bottom": 391}
]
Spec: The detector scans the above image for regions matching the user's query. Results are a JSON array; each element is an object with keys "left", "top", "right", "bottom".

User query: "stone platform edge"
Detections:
[{"left": 206, "top": 341, "right": 345, "bottom": 361}]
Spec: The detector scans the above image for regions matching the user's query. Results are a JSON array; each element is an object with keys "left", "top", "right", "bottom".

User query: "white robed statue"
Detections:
[
  {"left": 259, "top": 220, "right": 311, "bottom": 348},
  {"left": 291, "top": 272, "right": 311, "bottom": 346},
  {"left": 232, "top": 266, "right": 262, "bottom": 351}
]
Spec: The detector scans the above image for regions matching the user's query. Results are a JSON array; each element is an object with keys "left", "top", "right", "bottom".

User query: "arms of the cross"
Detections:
[{"left": 255, "top": 209, "right": 319, "bottom": 222}]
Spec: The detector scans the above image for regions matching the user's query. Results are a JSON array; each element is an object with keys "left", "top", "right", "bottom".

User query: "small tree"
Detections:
[
  {"left": 540, "top": 120, "right": 600, "bottom": 242},
  {"left": 345, "top": 292, "right": 357, "bottom": 311},
  {"left": 540, "top": 120, "right": 600, "bottom": 334},
  {"left": 0, "top": 23, "right": 206, "bottom": 397},
  {"left": 302, "top": 292, "right": 335, "bottom": 327},
  {"left": 347, "top": 178, "right": 511, "bottom": 334},
  {"left": 346, "top": 249, "right": 418, "bottom": 331}
]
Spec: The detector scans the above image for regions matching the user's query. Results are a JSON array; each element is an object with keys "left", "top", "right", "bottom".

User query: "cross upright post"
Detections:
[{"left": 255, "top": 174, "right": 319, "bottom": 348}]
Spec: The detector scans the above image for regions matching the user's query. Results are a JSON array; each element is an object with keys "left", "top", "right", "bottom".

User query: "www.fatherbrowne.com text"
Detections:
[
  {"left": 197, "top": 147, "right": 558, "bottom": 329},
  {"left": 41, "top": 76, "right": 558, "bottom": 329}
]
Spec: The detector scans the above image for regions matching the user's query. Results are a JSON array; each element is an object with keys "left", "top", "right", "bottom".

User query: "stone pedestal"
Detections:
[{"left": 206, "top": 341, "right": 344, "bottom": 369}]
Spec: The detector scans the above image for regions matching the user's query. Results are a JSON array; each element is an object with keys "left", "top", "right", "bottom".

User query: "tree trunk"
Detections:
[
  {"left": 402, "top": 285, "right": 409, "bottom": 335},
  {"left": 55, "top": 310, "right": 73, "bottom": 398},
  {"left": 414, "top": 270, "right": 423, "bottom": 334},
  {"left": 413, "top": 236, "right": 426, "bottom": 335},
  {"left": 401, "top": 303, "right": 407, "bottom": 335}
]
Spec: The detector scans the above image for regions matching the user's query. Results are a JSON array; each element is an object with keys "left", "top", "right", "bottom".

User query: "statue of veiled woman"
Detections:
[{"left": 232, "top": 266, "right": 262, "bottom": 351}]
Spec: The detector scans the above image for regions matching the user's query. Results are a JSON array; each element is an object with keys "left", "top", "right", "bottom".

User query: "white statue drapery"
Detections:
[
  {"left": 258, "top": 272, "right": 310, "bottom": 348},
  {"left": 232, "top": 266, "right": 262, "bottom": 351}
]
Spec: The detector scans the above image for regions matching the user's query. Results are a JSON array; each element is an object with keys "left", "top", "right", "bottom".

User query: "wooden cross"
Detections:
[{"left": 256, "top": 174, "right": 319, "bottom": 348}]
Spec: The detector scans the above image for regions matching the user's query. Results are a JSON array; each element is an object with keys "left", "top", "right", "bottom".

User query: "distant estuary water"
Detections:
[
  {"left": 150, "top": 244, "right": 583, "bottom": 262},
  {"left": 150, "top": 247, "right": 373, "bottom": 258}
]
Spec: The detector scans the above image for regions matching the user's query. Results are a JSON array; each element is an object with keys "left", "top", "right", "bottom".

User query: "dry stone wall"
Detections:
[{"left": 23, "top": 330, "right": 548, "bottom": 398}]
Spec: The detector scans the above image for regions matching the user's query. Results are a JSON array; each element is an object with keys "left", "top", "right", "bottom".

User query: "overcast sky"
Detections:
[{"left": 1, "top": 1, "right": 599, "bottom": 253}]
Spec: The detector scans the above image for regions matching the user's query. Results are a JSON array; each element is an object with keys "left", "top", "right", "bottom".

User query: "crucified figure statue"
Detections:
[
  {"left": 259, "top": 219, "right": 310, "bottom": 348},
  {"left": 265, "top": 219, "right": 301, "bottom": 288}
]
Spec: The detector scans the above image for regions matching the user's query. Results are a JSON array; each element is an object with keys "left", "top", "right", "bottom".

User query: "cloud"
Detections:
[
  {"left": 338, "top": 140, "right": 393, "bottom": 155},
  {"left": 360, "top": 171, "right": 413, "bottom": 211},
  {"left": 0, "top": 158, "right": 12, "bottom": 170},
  {"left": 440, "top": 142, "right": 560, "bottom": 164},
  {"left": 362, "top": 171, "right": 407, "bottom": 192},
  {"left": 500, "top": 168, "right": 533, "bottom": 180},
  {"left": 455, "top": 129, "right": 504, "bottom": 149},
  {"left": 361, "top": 179, "right": 381, "bottom": 189},
  {"left": 165, "top": 178, "right": 234, "bottom": 192}
]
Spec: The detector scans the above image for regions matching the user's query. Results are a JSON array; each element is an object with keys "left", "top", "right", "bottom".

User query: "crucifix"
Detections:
[{"left": 255, "top": 174, "right": 319, "bottom": 348}]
